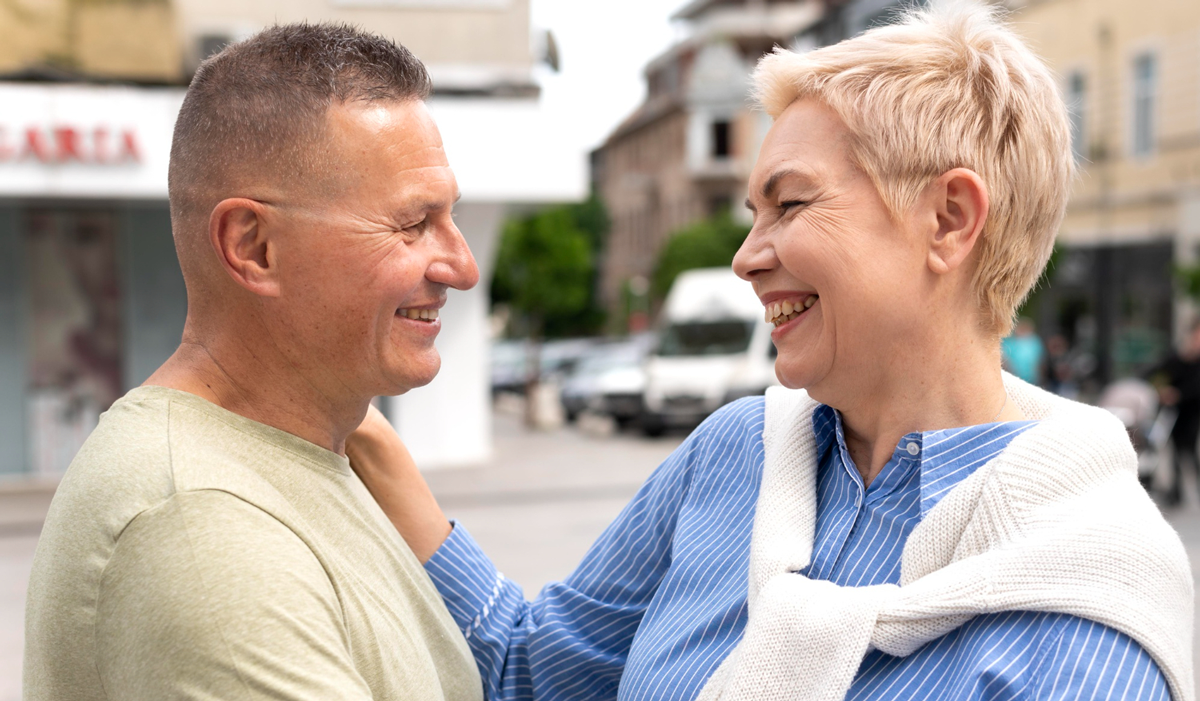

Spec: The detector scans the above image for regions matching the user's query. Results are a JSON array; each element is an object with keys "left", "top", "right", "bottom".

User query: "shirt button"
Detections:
[{"left": 906, "top": 442, "right": 919, "bottom": 456}]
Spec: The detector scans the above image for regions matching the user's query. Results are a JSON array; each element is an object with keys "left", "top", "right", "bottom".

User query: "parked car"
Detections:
[
  {"left": 560, "top": 334, "right": 655, "bottom": 425},
  {"left": 640, "top": 268, "right": 776, "bottom": 435},
  {"left": 539, "top": 338, "right": 599, "bottom": 381},
  {"left": 490, "top": 339, "right": 529, "bottom": 396},
  {"left": 490, "top": 337, "right": 599, "bottom": 397}
]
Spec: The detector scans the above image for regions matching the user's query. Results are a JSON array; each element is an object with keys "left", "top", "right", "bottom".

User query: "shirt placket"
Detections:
[{"left": 807, "top": 441, "right": 867, "bottom": 581}]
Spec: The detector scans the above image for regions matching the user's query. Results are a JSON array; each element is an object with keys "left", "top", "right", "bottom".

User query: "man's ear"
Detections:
[
  {"left": 208, "top": 198, "right": 280, "bottom": 297},
  {"left": 925, "top": 168, "right": 989, "bottom": 276}
]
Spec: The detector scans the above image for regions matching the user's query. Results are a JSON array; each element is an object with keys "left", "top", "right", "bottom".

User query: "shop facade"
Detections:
[{"left": 0, "top": 81, "right": 583, "bottom": 478}]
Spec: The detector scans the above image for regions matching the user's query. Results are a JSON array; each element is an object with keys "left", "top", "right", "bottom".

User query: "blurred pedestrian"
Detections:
[
  {"left": 1148, "top": 321, "right": 1200, "bottom": 507},
  {"left": 348, "top": 4, "right": 1191, "bottom": 700},
  {"left": 1044, "top": 333, "right": 1079, "bottom": 398},
  {"left": 24, "top": 25, "right": 482, "bottom": 701},
  {"left": 1001, "top": 317, "right": 1046, "bottom": 385}
]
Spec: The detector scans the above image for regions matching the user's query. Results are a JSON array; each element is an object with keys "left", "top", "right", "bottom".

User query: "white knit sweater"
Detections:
[{"left": 696, "top": 374, "right": 1195, "bottom": 701}]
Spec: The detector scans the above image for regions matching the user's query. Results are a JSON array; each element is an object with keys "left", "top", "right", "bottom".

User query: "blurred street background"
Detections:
[{"left": 3, "top": 0, "right": 1200, "bottom": 697}]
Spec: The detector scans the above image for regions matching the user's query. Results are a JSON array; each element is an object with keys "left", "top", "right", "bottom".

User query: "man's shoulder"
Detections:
[
  {"left": 31, "top": 385, "right": 323, "bottom": 614},
  {"left": 44, "top": 385, "right": 282, "bottom": 535},
  {"left": 24, "top": 389, "right": 233, "bottom": 701},
  {"left": 30, "top": 487, "right": 372, "bottom": 701},
  {"left": 44, "top": 388, "right": 178, "bottom": 542}
]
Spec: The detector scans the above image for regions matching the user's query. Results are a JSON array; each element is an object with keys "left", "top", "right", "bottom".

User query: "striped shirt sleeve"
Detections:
[
  {"left": 425, "top": 428, "right": 703, "bottom": 701},
  {"left": 851, "top": 611, "right": 1172, "bottom": 701},
  {"left": 1031, "top": 614, "right": 1171, "bottom": 701}
]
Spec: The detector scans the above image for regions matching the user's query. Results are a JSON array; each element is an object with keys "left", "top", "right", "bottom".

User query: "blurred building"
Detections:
[
  {"left": 592, "top": 0, "right": 821, "bottom": 320},
  {"left": 0, "top": 0, "right": 582, "bottom": 479},
  {"left": 0, "top": 0, "right": 543, "bottom": 94},
  {"left": 1007, "top": 0, "right": 1200, "bottom": 384}
]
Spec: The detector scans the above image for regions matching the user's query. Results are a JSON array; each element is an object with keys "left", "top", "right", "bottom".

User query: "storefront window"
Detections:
[
  {"left": 1025, "top": 241, "right": 1172, "bottom": 395},
  {"left": 25, "top": 208, "right": 123, "bottom": 476}
]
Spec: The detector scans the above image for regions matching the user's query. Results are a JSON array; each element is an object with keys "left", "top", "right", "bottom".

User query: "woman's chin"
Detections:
[{"left": 773, "top": 360, "right": 824, "bottom": 392}]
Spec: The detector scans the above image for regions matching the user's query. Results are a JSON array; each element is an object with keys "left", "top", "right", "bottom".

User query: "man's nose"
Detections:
[{"left": 428, "top": 221, "right": 480, "bottom": 291}]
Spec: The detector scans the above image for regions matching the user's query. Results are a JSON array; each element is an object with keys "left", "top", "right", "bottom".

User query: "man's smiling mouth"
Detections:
[
  {"left": 765, "top": 294, "right": 818, "bottom": 327},
  {"left": 397, "top": 308, "right": 439, "bottom": 322}
]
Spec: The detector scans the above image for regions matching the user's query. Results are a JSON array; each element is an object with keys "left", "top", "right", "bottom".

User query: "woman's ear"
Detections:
[
  {"left": 925, "top": 168, "right": 989, "bottom": 276},
  {"left": 208, "top": 198, "right": 281, "bottom": 297}
]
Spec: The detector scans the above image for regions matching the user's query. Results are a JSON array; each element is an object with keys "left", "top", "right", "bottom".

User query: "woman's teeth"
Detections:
[
  {"left": 765, "top": 295, "right": 818, "bottom": 327},
  {"left": 398, "top": 308, "right": 439, "bottom": 322}
]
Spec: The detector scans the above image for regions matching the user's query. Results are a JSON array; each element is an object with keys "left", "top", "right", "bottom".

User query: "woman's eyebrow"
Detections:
[
  {"left": 747, "top": 168, "right": 816, "bottom": 211},
  {"left": 761, "top": 168, "right": 801, "bottom": 200}
]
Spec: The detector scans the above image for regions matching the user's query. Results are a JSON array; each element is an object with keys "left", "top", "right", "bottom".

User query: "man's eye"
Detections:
[
  {"left": 403, "top": 218, "right": 428, "bottom": 234},
  {"left": 780, "top": 200, "right": 807, "bottom": 211}
]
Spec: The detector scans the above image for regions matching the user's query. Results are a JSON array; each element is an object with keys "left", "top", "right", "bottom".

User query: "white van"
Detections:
[{"left": 640, "top": 267, "right": 778, "bottom": 435}]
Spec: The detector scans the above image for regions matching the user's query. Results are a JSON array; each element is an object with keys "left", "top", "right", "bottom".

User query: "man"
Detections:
[{"left": 24, "top": 24, "right": 482, "bottom": 701}]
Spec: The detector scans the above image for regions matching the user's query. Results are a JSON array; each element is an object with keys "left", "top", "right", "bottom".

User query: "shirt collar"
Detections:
[{"left": 811, "top": 404, "right": 1036, "bottom": 515}]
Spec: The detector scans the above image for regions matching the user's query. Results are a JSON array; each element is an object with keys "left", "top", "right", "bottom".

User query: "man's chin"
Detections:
[{"left": 378, "top": 356, "right": 441, "bottom": 396}]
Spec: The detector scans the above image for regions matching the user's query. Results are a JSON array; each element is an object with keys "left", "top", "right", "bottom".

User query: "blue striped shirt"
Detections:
[{"left": 426, "top": 398, "right": 1170, "bottom": 700}]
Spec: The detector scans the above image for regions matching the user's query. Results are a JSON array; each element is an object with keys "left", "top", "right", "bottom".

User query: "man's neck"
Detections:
[{"left": 144, "top": 334, "right": 366, "bottom": 455}]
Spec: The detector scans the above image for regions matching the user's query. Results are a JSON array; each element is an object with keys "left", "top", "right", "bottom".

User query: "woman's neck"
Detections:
[{"left": 814, "top": 329, "right": 1025, "bottom": 487}]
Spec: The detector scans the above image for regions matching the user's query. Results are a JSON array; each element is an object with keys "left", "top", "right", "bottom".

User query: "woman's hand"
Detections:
[{"left": 346, "top": 404, "right": 452, "bottom": 563}]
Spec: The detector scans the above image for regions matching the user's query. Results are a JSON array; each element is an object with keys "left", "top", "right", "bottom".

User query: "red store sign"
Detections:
[{"left": 0, "top": 125, "right": 142, "bottom": 164}]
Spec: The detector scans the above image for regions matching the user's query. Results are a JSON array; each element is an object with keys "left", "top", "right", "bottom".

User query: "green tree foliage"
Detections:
[
  {"left": 491, "top": 199, "right": 607, "bottom": 339},
  {"left": 652, "top": 213, "right": 750, "bottom": 300},
  {"left": 1176, "top": 262, "right": 1200, "bottom": 305},
  {"left": 569, "top": 194, "right": 610, "bottom": 256}
]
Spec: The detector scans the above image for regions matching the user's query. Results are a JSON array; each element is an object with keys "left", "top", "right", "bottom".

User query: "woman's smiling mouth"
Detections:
[{"left": 765, "top": 294, "right": 819, "bottom": 327}]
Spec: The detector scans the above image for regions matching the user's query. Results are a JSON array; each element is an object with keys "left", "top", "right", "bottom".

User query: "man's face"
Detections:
[{"left": 262, "top": 100, "right": 478, "bottom": 399}]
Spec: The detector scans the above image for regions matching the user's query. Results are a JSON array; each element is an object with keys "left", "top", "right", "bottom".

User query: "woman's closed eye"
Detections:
[{"left": 779, "top": 200, "right": 809, "bottom": 214}]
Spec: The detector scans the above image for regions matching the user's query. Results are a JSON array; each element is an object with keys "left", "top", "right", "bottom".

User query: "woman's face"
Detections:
[{"left": 734, "top": 99, "right": 932, "bottom": 397}]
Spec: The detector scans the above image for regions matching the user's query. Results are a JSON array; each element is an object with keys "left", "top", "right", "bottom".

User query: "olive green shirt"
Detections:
[{"left": 24, "top": 386, "right": 482, "bottom": 701}]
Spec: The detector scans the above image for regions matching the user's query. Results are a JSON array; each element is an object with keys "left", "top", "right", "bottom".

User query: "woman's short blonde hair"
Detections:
[{"left": 754, "top": 0, "right": 1071, "bottom": 335}]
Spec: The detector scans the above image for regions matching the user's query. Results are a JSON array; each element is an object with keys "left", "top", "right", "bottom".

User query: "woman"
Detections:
[{"left": 348, "top": 3, "right": 1192, "bottom": 700}]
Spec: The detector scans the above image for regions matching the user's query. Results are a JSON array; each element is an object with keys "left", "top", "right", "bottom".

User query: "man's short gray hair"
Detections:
[{"left": 168, "top": 22, "right": 432, "bottom": 283}]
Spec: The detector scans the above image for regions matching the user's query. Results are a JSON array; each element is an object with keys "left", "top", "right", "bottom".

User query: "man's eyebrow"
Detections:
[{"left": 404, "top": 191, "right": 462, "bottom": 216}]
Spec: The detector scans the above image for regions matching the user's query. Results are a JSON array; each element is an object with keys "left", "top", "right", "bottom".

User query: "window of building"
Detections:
[
  {"left": 24, "top": 208, "right": 125, "bottom": 475},
  {"left": 1132, "top": 53, "right": 1157, "bottom": 158},
  {"left": 707, "top": 195, "right": 732, "bottom": 217},
  {"left": 1067, "top": 71, "right": 1086, "bottom": 161},
  {"left": 712, "top": 120, "right": 732, "bottom": 159}
]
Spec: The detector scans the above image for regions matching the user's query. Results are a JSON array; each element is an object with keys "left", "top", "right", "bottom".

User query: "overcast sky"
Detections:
[{"left": 530, "top": 0, "right": 692, "bottom": 154}]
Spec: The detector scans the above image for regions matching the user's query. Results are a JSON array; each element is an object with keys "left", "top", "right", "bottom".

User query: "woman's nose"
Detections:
[{"left": 732, "top": 226, "right": 775, "bottom": 282}]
